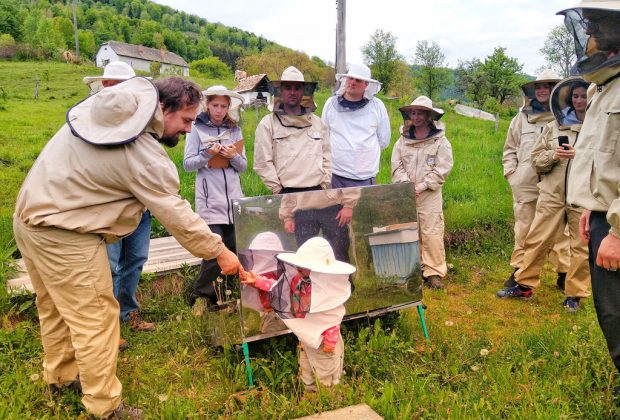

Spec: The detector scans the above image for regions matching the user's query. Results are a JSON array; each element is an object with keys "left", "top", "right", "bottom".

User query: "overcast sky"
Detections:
[{"left": 154, "top": 0, "right": 573, "bottom": 75}]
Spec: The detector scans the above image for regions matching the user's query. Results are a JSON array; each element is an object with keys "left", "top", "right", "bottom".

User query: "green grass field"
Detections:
[{"left": 0, "top": 61, "right": 618, "bottom": 418}]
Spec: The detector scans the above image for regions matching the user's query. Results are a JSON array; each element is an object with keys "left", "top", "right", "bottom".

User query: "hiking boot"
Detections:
[
  {"left": 128, "top": 312, "right": 155, "bottom": 332},
  {"left": 119, "top": 338, "right": 129, "bottom": 352},
  {"left": 563, "top": 297, "right": 581, "bottom": 313},
  {"left": 44, "top": 377, "right": 82, "bottom": 397},
  {"left": 504, "top": 268, "right": 518, "bottom": 287},
  {"left": 556, "top": 272, "right": 567, "bottom": 292},
  {"left": 426, "top": 275, "right": 444, "bottom": 289},
  {"left": 496, "top": 285, "right": 533, "bottom": 299}
]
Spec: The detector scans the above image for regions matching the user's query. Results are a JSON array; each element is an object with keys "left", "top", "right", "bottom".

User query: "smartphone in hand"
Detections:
[{"left": 558, "top": 136, "right": 569, "bottom": 150}]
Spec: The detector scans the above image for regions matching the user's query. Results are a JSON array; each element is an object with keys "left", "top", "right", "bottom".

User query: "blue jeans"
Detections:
[{"left": 107, "top": 211, "right": 151, "bottom": 321}]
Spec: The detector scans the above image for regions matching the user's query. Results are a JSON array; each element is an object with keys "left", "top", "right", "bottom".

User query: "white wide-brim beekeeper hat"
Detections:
[
  {"left": 335, "top": 63, "right": 382, "bottom": 98},
  {"left": 277, "top": 237, "right": 356, "bottom": 276},
  {"left": 399, "top": 95, "right": 445, "bottom": 121},
  {"left": 521, "top": 68, "right": 562, "bottom": 96},
  {"left": 83, "top": 61, "right": 136, "bottom": 93},
  {"left": 67, "top": 77, "right": 159, "bottom": 146},
  {"left": 203, "top": 85, "right": 245, "bottom": 121}
]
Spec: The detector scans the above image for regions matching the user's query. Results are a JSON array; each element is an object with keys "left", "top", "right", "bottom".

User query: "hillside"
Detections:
[{"left": 0, "top": 0, "right": 284, "bottom": 68}]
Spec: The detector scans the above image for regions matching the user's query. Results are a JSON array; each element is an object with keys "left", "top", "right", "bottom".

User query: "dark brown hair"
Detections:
[{"left": 154, "top": 77, "right": 202, "bottom": 112}]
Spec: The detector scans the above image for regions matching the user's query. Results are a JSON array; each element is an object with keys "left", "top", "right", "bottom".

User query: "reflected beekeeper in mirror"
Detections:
[
  {"left": 279, "top": 188, "right": 361, "bottom": 265},
  {"left": 501, "top": 69, "right": 571, "bottom": 293},
  {"left": 322, "top": 63, "right": 391, "bottom": 188},
  {"left": 559, "top": 0, "right": 620, "bottom": 387},
  {"left": 12, "top": 77, "right": 241, "bottom": 418},
  {"left": 391, "top": 96, "right": 453, "bottom": 289},
  {"left": 253, "top": 66, "right": 331, "bottom": 195},
  {"left": 241, "top": 237, "right": 355, "bottom": 391},
  {"left": 239, "top": 232, "right": 287, "bottom": 333}
]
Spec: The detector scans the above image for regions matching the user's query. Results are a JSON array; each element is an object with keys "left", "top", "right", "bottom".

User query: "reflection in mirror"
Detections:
[{"left": 204, "top": 182, "right": 423, "bottom": 345}]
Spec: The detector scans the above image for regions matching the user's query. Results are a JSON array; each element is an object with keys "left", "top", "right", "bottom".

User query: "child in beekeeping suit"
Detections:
[{"left": 241, "top": 236, "right": 355, "bottom": 391}]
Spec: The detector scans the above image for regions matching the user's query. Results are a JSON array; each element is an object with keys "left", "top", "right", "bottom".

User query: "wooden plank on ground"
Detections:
[
  {"left": 294, "top": 404, "right": 383, "bottom": 420},
  {"left": 6, "top": 236, "right": 201, "bottom": 293}
]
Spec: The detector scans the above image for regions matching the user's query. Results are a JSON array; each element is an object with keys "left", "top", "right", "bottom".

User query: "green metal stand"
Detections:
[
  {"left": 417, "top": 305, "right": 430, "bottom": 340},
  {"left": 242, "top": 342, "right": 254, "bottom": 387}
]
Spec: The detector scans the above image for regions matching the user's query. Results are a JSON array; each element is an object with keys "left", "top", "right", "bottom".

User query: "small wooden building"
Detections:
[
  {"left": 95, "top": 40, "right": 189, "bottom": 77},
  {"left": 234, "top": 74, "right": 271, "bottom": 106}
]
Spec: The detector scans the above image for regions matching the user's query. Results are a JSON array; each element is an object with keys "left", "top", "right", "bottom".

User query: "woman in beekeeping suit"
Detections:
[
  {"left": 501, "top": 69, "right": 571, "bottom": 292},
  {"left": 391, "top": 96, "right": 453, "bottom": 290},
  {"left": 241, "top": 237, "right": 355, "bottom": 391},
  {"left": 497, "top": 78, "right": 591, "bottom": 310}
]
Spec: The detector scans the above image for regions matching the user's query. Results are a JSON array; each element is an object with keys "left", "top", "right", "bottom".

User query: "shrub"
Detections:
[
  {"left": 190, "top": 56, "right": 231, "bottom": 79},
  {"left": 482, "top": 96, "right": 500, "bottom": 115},
  {"left": 0, "top": 34, "right": 16, "bottom": 58}
]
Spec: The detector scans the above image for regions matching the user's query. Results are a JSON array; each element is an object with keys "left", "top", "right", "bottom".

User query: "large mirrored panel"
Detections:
[{"left": 203, "top": 182, "right": 423, "bottom": 344}]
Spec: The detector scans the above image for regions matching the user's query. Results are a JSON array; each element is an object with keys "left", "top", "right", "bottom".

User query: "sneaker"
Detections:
[
  {"left": 503, "top": 268, "right": 518, "bottom": 287},
  {"left": 496, "top": 285, "right": 533, "bottom": 299},
  {"left": 128, "top": 312, "right": 155, "bottom": 332},
  {"left": 556, "top": 272, "right": 567, "bottom": 292},
  {"left": 44, "top": 377, "right": 82, "bottom": 397},
  {"left": 119, "top": 338, "right": 129, "bottom": 352},
  {"left": 563, "top": 297, "right": 581, "bottom": 313},
  {"left": 425, "top": 275, "right": 444, "bottom": 289},
  {"left": 90, "top": 401, "right": 144, "bottom": 420}
]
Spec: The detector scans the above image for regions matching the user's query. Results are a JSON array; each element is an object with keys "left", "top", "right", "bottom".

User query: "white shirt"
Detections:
[{"left": 322, "top": 96, "right": 391, "bottom": 180}]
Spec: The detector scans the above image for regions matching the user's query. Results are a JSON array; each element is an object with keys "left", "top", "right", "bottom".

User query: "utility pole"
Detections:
[
  {"left": 72, "top": 0, "right": 80, "bottom": 58},
  {"left": 335, "top": 0, "right": 346, "bottom": 75}
]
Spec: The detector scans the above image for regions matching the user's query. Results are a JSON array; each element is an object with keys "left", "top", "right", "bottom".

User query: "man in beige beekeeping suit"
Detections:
[
  {"left": 253, "top": 66, "right": 331, "bottom": 195},
  {"left": 13, "top": 77, "right": 241, "bottom": 418}
]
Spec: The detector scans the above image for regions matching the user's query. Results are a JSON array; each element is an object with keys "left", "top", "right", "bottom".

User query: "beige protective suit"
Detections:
[
  {"left": 13, "top": 81, "right": 224, "bottom": 417},
  {"left": 567, "top": 65, "right": 620, "bottom": 233},
  {"left": 516, "top": 79, "right": 590, "bottom": 298},
  {"left": 503, "top": 93, "right": 570, "bottom": 273},
  {"left": 253, "top": 113, "right": 331, "bottom": 194},
  {"left": 391, "top": 122, "right": 453, "bottom": 278}
]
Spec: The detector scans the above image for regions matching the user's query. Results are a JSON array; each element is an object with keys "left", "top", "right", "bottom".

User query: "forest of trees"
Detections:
[{"left": 0, "top": 0, "right": 279, "bottom": 69}]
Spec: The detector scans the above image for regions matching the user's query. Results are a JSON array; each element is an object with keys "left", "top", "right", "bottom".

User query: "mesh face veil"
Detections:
[
  {"left": 269, "top": 82, "right": 318, "bottom": 115},
  {"left": 561, "top": 8, "right": 620, "bottom": 75}
]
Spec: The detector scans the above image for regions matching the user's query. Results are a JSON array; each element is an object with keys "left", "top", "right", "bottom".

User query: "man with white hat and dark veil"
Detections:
[
  {"left": 322, "top": 63, "right": 391, "bottom": 188},
  {"left": 253, "top": 66, "right": 331, "bottom": 195},
  {"left": 13, "top": 77, "right": 241, "bottom": 418}
]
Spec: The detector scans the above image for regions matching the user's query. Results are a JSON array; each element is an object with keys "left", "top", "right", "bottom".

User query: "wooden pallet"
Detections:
[{"left": 6, "top": 236, "right": 201, "bottom": 293}]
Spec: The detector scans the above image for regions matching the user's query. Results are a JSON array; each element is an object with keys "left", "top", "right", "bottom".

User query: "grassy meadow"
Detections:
[{"left": 0, "top": 61, "right": 618, "bottom": 418}]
